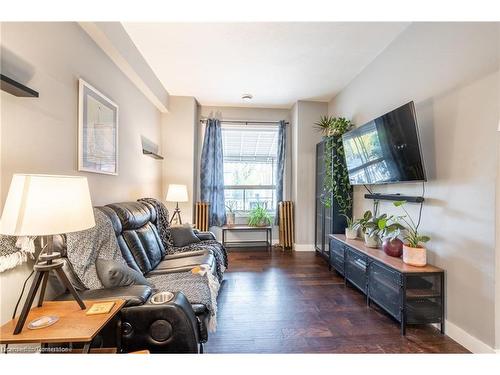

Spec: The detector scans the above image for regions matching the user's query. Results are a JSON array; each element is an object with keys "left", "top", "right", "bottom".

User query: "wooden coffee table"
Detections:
[{"left": 0, "top": 299, "right": 125, "bottom": 353}]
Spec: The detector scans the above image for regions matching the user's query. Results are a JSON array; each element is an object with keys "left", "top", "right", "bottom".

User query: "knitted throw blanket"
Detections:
[
  {"left": 66, "top": 208, "right": 125, "bottom": 289},
  {"left": 137, "top": 197, "right": 228, "bottom": 282},
  {"left": 0, "top": 235, "right": 36, "bottom": 273},
  {"left": 138, "top": 197, "right": 174, "bottom": 249},
  {"left": 148, "top": 269, "right": 220, "bottom": 332},
  {"left": 171, "top": 240, "right": 228, "bottom": 282}
]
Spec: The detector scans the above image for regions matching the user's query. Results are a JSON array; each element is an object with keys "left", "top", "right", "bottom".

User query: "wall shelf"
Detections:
[
  {"left": 0, "top": 74, "right": 39, "bottom": 97},
  {"left": 142, "top": 150, "right": 164, "bottom": 160},
  {"left": 364, "top": 193, "right": 424, "bottom": 203}
]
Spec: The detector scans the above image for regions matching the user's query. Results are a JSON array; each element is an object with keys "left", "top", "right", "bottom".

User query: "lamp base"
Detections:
[
  {"left": 13, "top": 238, "right": 86, "bottom": 335},
  {"left": 169, "top": 203, "right": 183, "bottom": 225}
]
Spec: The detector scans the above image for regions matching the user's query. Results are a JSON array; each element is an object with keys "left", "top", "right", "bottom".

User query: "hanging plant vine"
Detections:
[{"left": 314, "top": 116, "right": 354, "bottom": 215}]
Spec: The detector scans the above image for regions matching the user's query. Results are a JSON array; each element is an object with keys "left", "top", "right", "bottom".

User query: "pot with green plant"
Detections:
[
  {"left": 341, "top": 214, "right": 359, "bottom": 240},
  {"left": 248, "top": 203, "right": 272, "bottom": 227},
  {"left": 314, "top": 116, "right": 353, "bottom": 217},
  {"left": 393, "top": 201, "right": 431, "bottom": 266},
  {"left": 225, "top": 201, "right": 237, "bottom": 227},
  {"left": 357, "top": 210, "right": 381, "bottom": 248},
  {"left": 378, "top": 216, "right": 406, "bottom": 257}
]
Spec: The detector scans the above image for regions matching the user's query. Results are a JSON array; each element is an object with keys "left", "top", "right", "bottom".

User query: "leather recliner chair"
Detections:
[{"left": 53, "top": 201, "right": 225, "bottom": 353}]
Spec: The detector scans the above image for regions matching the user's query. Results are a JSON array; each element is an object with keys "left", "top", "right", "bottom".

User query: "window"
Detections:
[{"left": 222, "top": 124, "right": 278, "bottom": 214}]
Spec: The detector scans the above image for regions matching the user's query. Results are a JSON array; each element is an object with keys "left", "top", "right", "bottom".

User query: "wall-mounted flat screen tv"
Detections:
[{"left": 342, "top": 102, "right": 426, "bottom": 185}]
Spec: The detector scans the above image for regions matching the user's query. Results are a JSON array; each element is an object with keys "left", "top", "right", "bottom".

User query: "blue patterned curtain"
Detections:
[
  {"left": 275, "top": 120, "right": 286, "bottom": 225},
  {"left": 200, "top": 119, "right": 226, "bottom": 226}
]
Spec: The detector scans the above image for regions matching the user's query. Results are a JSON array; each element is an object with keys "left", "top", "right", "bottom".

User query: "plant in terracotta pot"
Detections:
[
  {"left": 248, "top": 203, "right": 272, "bottom": 227},
  {"left": 393, "top": 201, "right": 430, "bottom": 266},
  {"left": 225, "top": 201, "right": 237, "bottom": 227}
]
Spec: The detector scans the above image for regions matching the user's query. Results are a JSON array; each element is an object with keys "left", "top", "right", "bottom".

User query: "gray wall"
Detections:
[
  {"left": 0, "top": 22, "right": 163, "bottom": 324},
  {"left": 328, "top": 22, "right": 499, "bottom": 350},
  {"left": 291, "top": 101, "right": 327, "bottom": 249},
  {"left": 162, "top": 96, "right": 198, "bottom": 223}
]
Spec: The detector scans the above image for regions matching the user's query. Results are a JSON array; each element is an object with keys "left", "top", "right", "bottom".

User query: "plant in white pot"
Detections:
[
  {"left": 393, "top": 201, "right": 430, "bottom": 266},
  {"left": 357, "top": 210, "right": 384, "bottom": 248},
  {"left": 341, "top": 214, "right": 359, "bottom": 239}
]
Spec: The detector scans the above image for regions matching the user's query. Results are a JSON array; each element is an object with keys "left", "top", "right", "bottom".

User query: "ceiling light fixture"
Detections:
[{"left": 241, "top": 94, "right": 253, "bottom": 102}]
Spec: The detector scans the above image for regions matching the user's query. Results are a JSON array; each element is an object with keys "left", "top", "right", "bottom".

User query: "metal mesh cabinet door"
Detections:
[
  {"left": 345, "top": 248, "right": 368, "bottom": 294},
  {"left": 368, "top": 261, "right": 402, "bottom": 320}
]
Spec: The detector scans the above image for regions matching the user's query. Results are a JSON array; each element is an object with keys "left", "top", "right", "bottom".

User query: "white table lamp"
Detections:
[
  {"left": 166, "top": 184, "right": 188, "bottom": 225},
  {"left": 0, "top": 174, "right": 95, "bottom": 334}
]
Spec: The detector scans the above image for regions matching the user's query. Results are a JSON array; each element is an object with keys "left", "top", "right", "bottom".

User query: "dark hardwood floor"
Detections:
[{"left": 205, "top": 247, "right": 469, "bottom": 354}]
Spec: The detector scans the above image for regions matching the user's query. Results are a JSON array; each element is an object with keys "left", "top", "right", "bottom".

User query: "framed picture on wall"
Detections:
[{"left": 78, "top": 78, "right": 119, "bottom": 175}]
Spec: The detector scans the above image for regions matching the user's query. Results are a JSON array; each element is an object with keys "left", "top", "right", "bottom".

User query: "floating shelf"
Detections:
[
  {"left": 364, "top": 193, "right": 424, "bottom": 203},
  {"left": 0, "top": 74, "right": 39, "bottom": 97},
  {"left": 142, "top": 150, "right": 164, "bottom": 160}
]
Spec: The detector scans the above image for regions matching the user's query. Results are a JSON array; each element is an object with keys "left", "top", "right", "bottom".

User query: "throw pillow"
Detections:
[
  {"left": 96, "top": 259, "right": 152, "bottom": 288},
  {"left": 170, "top": 224, "right": 201, "bottom": 247}
]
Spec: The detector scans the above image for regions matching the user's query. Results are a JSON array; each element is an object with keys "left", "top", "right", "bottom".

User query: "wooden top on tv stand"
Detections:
[{"left": 330, "top": 234, "right": 444, "bottom": 274}]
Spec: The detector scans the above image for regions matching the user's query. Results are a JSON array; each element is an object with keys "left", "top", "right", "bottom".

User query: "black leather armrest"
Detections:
[
  {"left": 193, "top": 229, "right": 216, "bottom": 241},
  {"left": 55, "top": 285, "right": 153, "bottom": 307},
  {"left": 119, "top": 292, "right": 200, "bottom": 353}
]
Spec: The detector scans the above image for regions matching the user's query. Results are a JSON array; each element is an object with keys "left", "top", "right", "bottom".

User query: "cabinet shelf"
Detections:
[{"left": 406, "top": 289, "right": 441, "bottom": 299}]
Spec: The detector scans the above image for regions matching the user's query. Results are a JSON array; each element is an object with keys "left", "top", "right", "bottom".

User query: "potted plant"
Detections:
[
  {"left": 356, "top": 210, "right": 381, "bottom": 248},
  {"left": 314, "top": 115, "right": 352, "bottom": 138},
  {"left": 225, "top": 201, "right": 237, "bottom": 227},
  {"left": 313, "top": 116, "right": 353, "bottom": 215},
  {"left": 393, "top": 201, "right": 431, "bottom": 266},
  {"left": 341, "top": 214, "right": 359, "bottom": 240},
  {"left": 377, "top": 216, "right": 406, "bottom": 257},
  {"left": 248, "top": 203, "right": 272, "bottom": 227}
]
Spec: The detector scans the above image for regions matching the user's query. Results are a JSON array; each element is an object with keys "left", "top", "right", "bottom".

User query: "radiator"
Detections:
[
  {"left": 195, "top": 202, "right": 210, "bottom": 232},
  {"left": 278, "top": 201, "right": 294, "bottom": 250}
]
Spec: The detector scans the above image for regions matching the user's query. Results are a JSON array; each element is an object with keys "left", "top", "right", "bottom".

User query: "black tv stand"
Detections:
[
  {"left": 329, "top": 234, "right": 444, "bottom": 335},
  {"left": 364, "top": 193, "right": 424, "bottom": 203}
]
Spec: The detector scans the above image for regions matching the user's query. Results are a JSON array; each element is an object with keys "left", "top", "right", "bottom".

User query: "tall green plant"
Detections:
[
  {"left": 314, "top": 116, "right": 353, "bottom": 213},
  {"left": 393, "top": 201, "right": 430, "bottom": 247}
]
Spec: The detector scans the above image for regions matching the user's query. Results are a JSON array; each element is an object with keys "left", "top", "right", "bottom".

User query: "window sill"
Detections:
[{"left": 233, "top": 211, "right": 275, "bottom": 219}]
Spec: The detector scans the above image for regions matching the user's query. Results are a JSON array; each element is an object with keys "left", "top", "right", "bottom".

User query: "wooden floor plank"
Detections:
[{"left": 205, "top": 247, "right": 469, "bottom": 354}]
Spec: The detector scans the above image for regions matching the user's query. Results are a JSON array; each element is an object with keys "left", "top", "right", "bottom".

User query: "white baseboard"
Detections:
[
  {"left": 444, "top": 319, "right": 497, "bottom": 353},
  {"left": 294, "top": 244, "right": 315, "bottom": 252}
]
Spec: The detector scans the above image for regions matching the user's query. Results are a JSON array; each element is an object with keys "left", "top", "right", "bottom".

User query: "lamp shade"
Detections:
[
  {"left": 166, "top": 184, "right": 188, "bottom": 203},
  {"left": 0, "top": 174, "right": 95, "bottom": 236}
]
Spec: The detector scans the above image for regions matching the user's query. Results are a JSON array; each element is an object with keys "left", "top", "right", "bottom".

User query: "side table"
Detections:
[
  {"left": 221, "top": 225, "right": 272, "bottom": 249},
  {"left": 0, "top": 299, "right": 125, "bottom": 354}
]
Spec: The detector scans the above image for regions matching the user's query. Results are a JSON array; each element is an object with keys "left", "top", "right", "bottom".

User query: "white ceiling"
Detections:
[{"left": 123, "top": 22, "right": 409, "bottom": 108}]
